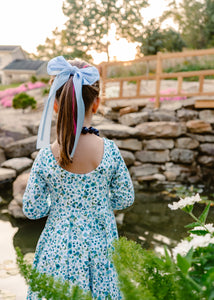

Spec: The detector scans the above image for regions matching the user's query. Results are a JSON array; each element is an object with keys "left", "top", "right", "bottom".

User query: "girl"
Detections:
[{"left": 22, "top": 56, "right": 134, "bottom": 300}]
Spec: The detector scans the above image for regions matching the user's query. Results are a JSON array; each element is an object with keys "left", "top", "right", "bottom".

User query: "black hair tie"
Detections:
[{"left": 81, "top": 126, "right": 99, "bottom": 136}]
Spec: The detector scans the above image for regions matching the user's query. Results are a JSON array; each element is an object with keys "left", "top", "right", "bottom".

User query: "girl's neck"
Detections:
[{"left": 83, "top": 112, "right": 92, "bottom": 128}]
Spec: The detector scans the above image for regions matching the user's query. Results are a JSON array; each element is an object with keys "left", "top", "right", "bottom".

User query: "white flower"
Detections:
[
  {"left": 172, "top": 239, "right": 192, "bottom": 259},
  {"left": 168, "top": 193, "right": 201, "bottom": 210},
  {"left": 172, "top": 233, "right": 214, "bottom": 260}
]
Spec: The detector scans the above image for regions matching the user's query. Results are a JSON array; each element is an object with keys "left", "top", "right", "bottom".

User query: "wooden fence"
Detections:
[{"left": 100, "top": 48, "right": 214, "bottom": 108}]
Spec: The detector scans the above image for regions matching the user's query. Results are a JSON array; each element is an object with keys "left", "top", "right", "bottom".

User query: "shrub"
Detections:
[
  {"left": 40, "top": 77, "right": 50, "bottom": 84},
  {"left": 12, "top": 92, "right": 37, "bottom": 112},
  {"left": 42, "top": 87, "right": 50, "bottom": 96},
  {"left": 30, "top": 75, "right": 38, "bottom": 83}
]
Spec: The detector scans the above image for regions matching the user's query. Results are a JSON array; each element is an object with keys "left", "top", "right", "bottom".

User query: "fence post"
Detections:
[
  {"left": 101, "top": 63, "right": 107, "bottom": 104},
  {"left": 155, "top": 52, "right": 162, "bottom": 108}
]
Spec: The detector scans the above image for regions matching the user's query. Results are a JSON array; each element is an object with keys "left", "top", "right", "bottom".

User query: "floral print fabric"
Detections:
[{"left": 23, "top": 138, "right": 134, "bottom": 299}]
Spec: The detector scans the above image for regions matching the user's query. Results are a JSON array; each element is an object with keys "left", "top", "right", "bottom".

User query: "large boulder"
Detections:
[
  {"left": 0, "top": 149, "right": 6, "bottom": 164},
  {"left": 143, "top": 139, "right": 174, "bottom": 150},
  {"left": 1, "top": 157, "right": 33, "bottom": 174},
  {"left": 8, "top": 172, "right": 30, "bottom": 219},
  {"left": 177, "top": 109, "right": 198, "bottom": 121},
  {"left": 199, "top": 110, "right": 214, "bottom": 123},
  {"left": 120, "top": 150, "right": 135, "bottom": 166},
  {"left": 175, "top": 137, "right": 199, "bottom": 149},
  {"left": 130, "top": 164, "right": 160, "bottom": 178},
  {"left": 0, "top": 136, "right": 14, "bottom": 149},
  {"left": 136, "top": 122, "right": 186, "bottom": 138},
  {"left": 113, "top": 139, "right": 142, "bottom": 151},
  {"left": 0, "top": 168, "right": 16, "bottom": 182},
  {"left": 5, "top": 136, "right": 37, "bottom": 158},
  {"left": 97, "top": 124, "right": 139, "bottom": 138},
  {"left": 118, "top": 112, "right": 149, "bottom": 126},
  {"left": 163, "top": 163, "right": 194, "bottom": 182},
  {"left": 135, "top": 150, "right": 170, "bottom": 163},
  {"left": 149, "top": 111, "right": 177, "bottom": 122},
  {"left": 188, "top": 134, "right": 214, "bottom": 143},
  {"left": 0, "top": 124, "right": 29, "bottom": 140},
  {"left": 186, "top": 120, "right": 212, "bottom": 133},
  {"left": 198, "top": 155, "right": 214, "bottom": 167},
  {"left": 170, "top": 149, "right": 196, "bottom": 164},
  {"left": 199, "top": 143, "right": 214, "bottom": 156}
]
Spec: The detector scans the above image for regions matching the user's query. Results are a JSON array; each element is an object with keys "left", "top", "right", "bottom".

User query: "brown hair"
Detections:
[{"left": 54, "top": 59, "right": 100, "bottom": 167}]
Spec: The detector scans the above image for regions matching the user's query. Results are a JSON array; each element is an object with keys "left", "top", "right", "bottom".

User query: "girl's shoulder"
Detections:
[{"left": 103, "top": 138, "right": 121, "bottom": 160}]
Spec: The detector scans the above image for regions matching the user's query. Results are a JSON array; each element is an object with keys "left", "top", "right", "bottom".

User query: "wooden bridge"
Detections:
[{"left": 99, "top": 48, "right": 214, "bottom": 109}]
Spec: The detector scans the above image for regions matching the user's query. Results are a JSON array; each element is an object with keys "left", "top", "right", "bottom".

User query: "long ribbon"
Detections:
[{"left": 36, "top": 56, "right": 100, "bottom": 158}]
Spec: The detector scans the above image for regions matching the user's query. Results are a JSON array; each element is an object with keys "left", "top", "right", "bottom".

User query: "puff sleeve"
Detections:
[
  {"left": 109, "top": 143, "right": 135, "bottom": 210},
  {"left": 22, "top": 149, "right": 51, "bottom": 219}
]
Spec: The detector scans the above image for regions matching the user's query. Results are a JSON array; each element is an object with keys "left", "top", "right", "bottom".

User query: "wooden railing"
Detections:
[{"left": 100, "top": 48, "right": 214, "bottom": 108}]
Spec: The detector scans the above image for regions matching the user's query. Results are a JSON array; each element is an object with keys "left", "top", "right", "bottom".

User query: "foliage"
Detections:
[
  {"left": 62, "top": 0, "right": 148, "bottom": 61},
  {"left": 113, "top": 195, "right": 214, "bottom": 299},
  {"left": 16, "top": 247, "right": 92, "bottom": 300},
  {"left": 137, "top": 19, "right": 185, "bottom": 55},
  {"left": 40, "top": 77, "right": 50, "bottom": 84},
  {"left": 42, "top": 87, "right": 50, "bottom": 96},
  {"left": 33, "top": 27, "right": 93, "bottom": 62},
  {"left": 162, "top": 0, "right": 214, "bottom": 49},
  {"left": 12, "top": 92, "right": 37, "bottom": 112},
  {"left": 30, "top": 75, "right": 38, "bottom": 83}
]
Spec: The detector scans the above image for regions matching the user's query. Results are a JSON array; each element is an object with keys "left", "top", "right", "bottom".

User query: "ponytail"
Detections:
[{"left": 55, "top": 60, "right": 100, "bottom": 167}]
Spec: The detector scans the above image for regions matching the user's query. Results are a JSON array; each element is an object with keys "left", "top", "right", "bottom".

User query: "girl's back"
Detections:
[
  {"left": 22, "top": 56, "right": 134, "bottom": 299},
  {"left": 51, "top": 134, "right": 104, "bottom": 174}
]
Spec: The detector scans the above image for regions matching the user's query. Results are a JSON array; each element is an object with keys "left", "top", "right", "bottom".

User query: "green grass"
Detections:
[{"left": 0, "top": 83, "right": 21, "bottom": 91}]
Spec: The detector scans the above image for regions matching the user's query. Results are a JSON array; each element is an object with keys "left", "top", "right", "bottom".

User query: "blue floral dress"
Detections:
[{"left": 22, "top": 138, "right": 134, "bottom": 300}]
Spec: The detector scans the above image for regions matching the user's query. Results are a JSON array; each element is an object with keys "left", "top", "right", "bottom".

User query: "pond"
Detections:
[{"left": 1, "top": 183, "right": 214, "bottom": 256}]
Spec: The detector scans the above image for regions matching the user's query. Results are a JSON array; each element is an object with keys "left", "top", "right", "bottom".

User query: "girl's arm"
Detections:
[
  {"left": 22, "top": 150, "right": 51, "bottom": 219},
  {"left": 109, "top": 144, "right": 135, "bottom": 210}
]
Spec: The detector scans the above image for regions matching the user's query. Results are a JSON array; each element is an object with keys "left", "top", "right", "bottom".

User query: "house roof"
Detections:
[
  {"left": 3, "top": 59, "right": 46, "bottom": 71},
  {"left": 0, "top": 45, "right": 20, "bottom": 52}
]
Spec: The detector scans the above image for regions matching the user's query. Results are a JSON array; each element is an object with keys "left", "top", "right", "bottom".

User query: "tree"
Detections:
[
  {"left": 32, "top": 27, "right": 93, "bottom": 62},
  {"left": 62, "top": 0, "right": 148, "bottom": 61},
  {"left": 162, "top": 0, "right": 214, "bottom": 49},
  {"left": 136, "top": 19, "right": 185, "bottom": 55}
]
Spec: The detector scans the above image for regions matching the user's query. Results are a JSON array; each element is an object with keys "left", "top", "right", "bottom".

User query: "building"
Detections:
[{"left": 0, "top": 45, "right": 47, "bottom": 84}]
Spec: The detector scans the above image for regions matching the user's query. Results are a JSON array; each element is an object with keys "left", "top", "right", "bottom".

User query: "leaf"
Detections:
[
  {"left": 189, "top": 229, "right": 209, "bottom": 236},
  {"left": 185, "top": 222, "right": 201, "bottom": 229},
  {"left": 198, "top": 203, "right": 211, "bottom": 224},
  {"left": 182, "top": 205, "right": 193, "bottom": 214},
  {"left": 177, "top": 254, "right": 191, "bottom": 275},
  {"left": 185, "top": 247, "right": 194, "bottom": 264}
]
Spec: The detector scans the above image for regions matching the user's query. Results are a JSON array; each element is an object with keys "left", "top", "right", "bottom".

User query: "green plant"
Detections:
[
  {"left": 40, "top": 77, "right": 50, "bottom": 84},
  {"left": 16, "top": 247, "right": 92, "bottom": 300},
  {"left": 112, "top": 193, "right": 214, "bottom": 300},
  {"left": 42, "top": 87, "right": 50, "bottom": 95},
  {"left": 30, "top": 75, "right": 38, "bottom": 83},
  {"left": 12, "top": 92, "right": 37, "bottom": 113}
]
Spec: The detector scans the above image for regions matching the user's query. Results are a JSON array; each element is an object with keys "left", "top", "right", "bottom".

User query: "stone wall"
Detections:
[
  {"left": 1, "top": 97, "right": 214, "bottom": 218},
  {"left": 96, "top": 98, "right": 214, "bottom": 190}
]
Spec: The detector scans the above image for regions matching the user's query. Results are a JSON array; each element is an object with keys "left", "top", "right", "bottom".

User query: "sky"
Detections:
[{"left": 0, "top": 0, "right": 175, "bottom": 63}]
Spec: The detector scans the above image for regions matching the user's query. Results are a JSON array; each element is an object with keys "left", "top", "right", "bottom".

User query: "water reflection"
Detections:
[{"left": 0, "top": 189, "right": 214, "bottom": 255}]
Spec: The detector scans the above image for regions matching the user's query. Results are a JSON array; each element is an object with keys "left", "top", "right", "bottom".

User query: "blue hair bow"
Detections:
[{"left": 37, "top": 56, "right": 100, "bottom": 158}]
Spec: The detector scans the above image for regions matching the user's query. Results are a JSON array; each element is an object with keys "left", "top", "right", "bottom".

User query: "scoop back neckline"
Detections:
[{"left": 47, "top": 137, "right": 106, "bottom": 176}]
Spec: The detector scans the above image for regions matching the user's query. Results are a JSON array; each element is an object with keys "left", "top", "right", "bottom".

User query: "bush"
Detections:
[
  {"left": 42, "top": 87, "right": 50, "bottom": 96},
  {"left": 30, "top": 75, "right": 38, "bottom": 83},
  {"left": 12, "top": 92, "right": 37, "bottom": 112},
  {"left": 40, "top": 77, "right": 50, "bottom": 84}
]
